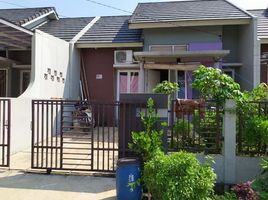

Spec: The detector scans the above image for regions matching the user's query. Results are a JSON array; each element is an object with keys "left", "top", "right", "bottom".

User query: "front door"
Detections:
[
  {"left": 0, "top": 69, "right": 7, "bottom": 97},
  {"left": 117, "top": 70, "right": 139, "bottom": 100}
]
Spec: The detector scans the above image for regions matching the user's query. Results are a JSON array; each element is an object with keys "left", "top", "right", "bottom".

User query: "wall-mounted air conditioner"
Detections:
[{"left": 114, "top": 50, "right": 133, "bottom": 64}]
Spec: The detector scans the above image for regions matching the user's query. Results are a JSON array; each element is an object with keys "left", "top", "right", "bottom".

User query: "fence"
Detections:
[
  {"left": 237, "top": 101, "right": 268, "bottom": 156},
  {"left": 168, "top": 99, "right": 223, "bottom": 154},
  {"left": 0, "top": 99, "right": 10, "bottom": 167}
]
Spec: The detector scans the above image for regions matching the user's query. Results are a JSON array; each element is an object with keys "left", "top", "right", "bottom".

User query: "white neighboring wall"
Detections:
[
  {"left": 22, "top": 30, "right": 71, "bottom": 99},
  {"left": 10, "top": 30, "right": 80, "bottom": 154}
]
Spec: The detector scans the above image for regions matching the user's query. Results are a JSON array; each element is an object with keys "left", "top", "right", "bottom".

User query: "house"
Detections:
[
  {"left": 0, "top": 0, "right": 262, "bottom": 154},
  {"left": 248, "top": 8, "right": 268, "bottom": 84}
]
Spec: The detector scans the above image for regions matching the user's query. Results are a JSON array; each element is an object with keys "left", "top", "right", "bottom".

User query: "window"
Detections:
[
  {"left": 20, "top": 70, "right": 30, "bottom": 94},
  {"left": 222, "top": 69, "right": 235, "bottom": 79},
  {"left": 0, "top": 69, "right": 7, "bottom": 97},
  {"left": 117, "top": 70, "right": 139, "bottom": 100},
  {"left": 177, "top": 71, "right": 187, "bottom": 99}
]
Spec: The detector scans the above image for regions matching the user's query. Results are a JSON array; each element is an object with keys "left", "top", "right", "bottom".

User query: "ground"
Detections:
[{"left": 0, "top": 149, "right": 116, "bottom": 200}]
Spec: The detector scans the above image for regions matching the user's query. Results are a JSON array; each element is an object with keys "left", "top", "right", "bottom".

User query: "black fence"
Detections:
[
  {"left": 168, "top": 100, "right": 223, "bottom": 154},
  {"left": 31, "top": 100, "right": 153, "bottom": 173},
  {"left": 0, "top": 99, "right": 10, "bottom": 167},
  {"left": 237, "top": 101, "right": 268, "bottom": 156}
]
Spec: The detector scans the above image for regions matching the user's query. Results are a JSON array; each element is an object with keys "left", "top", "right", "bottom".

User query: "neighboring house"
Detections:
[
  {"left": 0, "top": 7, "right": 58, "bottom": 97},
  {"left": 248, "top": 9, "right": 268, "bottom": 84},
  {"left": 129, "top": 0, "right": 259, "bottom": 99}
]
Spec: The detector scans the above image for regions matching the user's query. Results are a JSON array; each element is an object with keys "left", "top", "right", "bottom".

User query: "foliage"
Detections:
[
  {"left": 143, "top": 151, "right": 216, "bottom": 200},
  {"left": 212, "top": 192, "right": 237, "bottom": 200},
  {"left": 232, "top": 181, "right": 259, "bottom": 200},
  {"left": 252, "top": 158, "right": 268, "bottom": 200},
  {"left": 243, "top": 117, "right": 268, "bottom": 148},
  {"left": 243, "top": 83, "right": 268, "bottom": 101},
  {"left": 153, "top": 80, "right": 179, "bottom": 95},
  {"left": 128, "top": 98, "right": 166, "bottom": 162},
  {"left": 173, "top": 119, "right": 193, "bottom": 147},
  {"left": 192, "top": 65, "right": 243, "bottom": 103}
]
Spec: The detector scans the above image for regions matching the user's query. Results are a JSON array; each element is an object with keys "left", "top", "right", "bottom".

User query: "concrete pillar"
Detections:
[
  {"left": 223, "top": 99, "right": 236, "bottom": 184},
  {"left": 139, "top": 61, "right": 145, "bottom": 92}
]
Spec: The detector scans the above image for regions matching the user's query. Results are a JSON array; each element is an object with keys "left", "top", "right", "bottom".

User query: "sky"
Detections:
[{"left": 0, "top": 0, "right": 267, "bottom": 18}]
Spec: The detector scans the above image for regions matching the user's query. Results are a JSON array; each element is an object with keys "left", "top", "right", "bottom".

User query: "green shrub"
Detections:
[
  {"left": 153, "top": 80, "right": 179, "bottom": 95},
  {"left": 128, "top": 98, "right": 166, "bottom": 162},
  {"left": 143, "top": 151, "right": 216, "bottom": 200},
  {"left": 252, "top": 158, "right": 268, "bottom": 200},
  {"left": 212, "top": 192, "right": 237, "bottom": 200},
  {"left": 244, "top": 117, "right": 268, "bottom": 148},
  {"left": 173, "top": 119, "right": 193, "bottom": 147}
]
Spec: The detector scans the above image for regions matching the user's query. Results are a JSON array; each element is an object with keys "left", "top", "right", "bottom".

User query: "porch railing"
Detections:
[
  {"left": 237, "top": 101, "right": 268, "bottom": 156},
  {"left": 168, "top": 99, "right": 223, "bottom": 154}
]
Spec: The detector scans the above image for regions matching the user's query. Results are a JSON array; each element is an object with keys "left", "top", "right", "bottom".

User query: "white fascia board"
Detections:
[
  {"left": 21, "top": 10, "right": 59, "bottom": 27},
  {"left": 0, "top": 18, "right": 33, "bottom": 35},
  {"left": 76, "top": 42, "right": 143, "bottom": 48},
  {"left": 70, "top": 16, "right": 100, "bottom": 43},
  {"left": 129, "top": 18, "right": 250, "bottom": 29}
]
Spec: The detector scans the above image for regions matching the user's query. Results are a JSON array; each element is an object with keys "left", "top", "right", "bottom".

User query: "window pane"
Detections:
[
  {"left": 119, "top": 72, "right": 128, "bottom": 93},
  {"left": 130, "top": 72, "right": 139, "bottom": 93},
  {"left": 177, "top": 71, "right": 185, "bottom": 99}
]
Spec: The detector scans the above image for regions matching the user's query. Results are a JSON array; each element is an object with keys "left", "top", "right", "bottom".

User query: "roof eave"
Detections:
[
  {"left": 76, "top": 42, "right": 143, "bottom": 48},
  {"left": 21, "top": 9, "right": 59, "bottom": 27},
  {"left": 129, "top": 18, "right": 251, "bottom": 29}
]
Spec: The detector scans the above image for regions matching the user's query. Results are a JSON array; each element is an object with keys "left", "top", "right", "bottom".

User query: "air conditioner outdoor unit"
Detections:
[{"left": 114, "top": 50, "right": 133, "bottom": 64}]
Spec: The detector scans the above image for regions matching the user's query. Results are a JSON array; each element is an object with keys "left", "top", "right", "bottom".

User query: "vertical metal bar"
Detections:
[
  {"left": 97, "top": 103, "right": 100, "bottom": 170},
  {"left": 102, "top": 104, "right": 105, "bottom": 171},
  {"left": 2, "top": 100, "right": 5, "bottom": 165},
  {"left": 91, "top": 103, "right": 94, "bottom": 171},
  {"left": 55, "top": 101, "right": 58, "bottom": 169},
  {"left": 60, "top": 101, "right": 64, "bottom": 169},
  {"left": 7, "top": 100, "right": 10, "bottom": 167},
  {"left": 112, "top": 102, "right": 116, "bottom": 171},
  {"left": 216, "top": 102, "right": 220, "bottom": 153},
  {"left": 50, "top": 101, "right": 54, "bottom": 169},
  {"left": 46, "top": 101, "right": 49, "bottom": 168},
  {"left": 36, "top": 101, "right": 40, "bottom": 168},
  {"left": 0, "top": 100, "right": 2, "bottom": 166},
  {"left": 122, "top": 103, "right": 126, "bottom": 157},
  {"left": 107, "top": 104, "right": 110, "bottom": 171},
  {"left": 170, "top": 100, "right": 174, "bottom": 150},
  {"left": 31, "top": 100, "right": 35, "bottom": 168},
  {"left": 41, "top": 101, "right": 44, "bottom": 168}
]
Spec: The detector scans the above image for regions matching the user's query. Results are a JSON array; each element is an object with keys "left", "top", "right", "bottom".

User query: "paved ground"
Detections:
[{"left": 0, "top": 150, "right": 116, "bottom": 200}]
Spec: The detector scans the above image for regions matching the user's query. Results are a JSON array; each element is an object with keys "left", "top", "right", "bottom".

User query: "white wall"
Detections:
[
  {"left": 10, "top": 98, "right": 32, "bottom": 154},
  {"left": 22, "top": 30, "right": 70, "bottom": 99},
  {"left": 146, "top": 69, "right": 160, "bottom": 92}
]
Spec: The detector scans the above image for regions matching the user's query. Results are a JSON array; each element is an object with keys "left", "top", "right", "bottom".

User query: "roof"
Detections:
[
  {"left": 77, "top": 15, "right": 142, "bottom": 45},
  {"left": 248, "top": 9, "right": 268, "bottom": 39},
  {"left": 129, "top": 0, "right": 251, "bottom": 24},
  {"left": 38, "top": 17, "right": 94, "bottom": 42},
  {"left": 0, "top": 7, "right": 56, "bottom": 26}
]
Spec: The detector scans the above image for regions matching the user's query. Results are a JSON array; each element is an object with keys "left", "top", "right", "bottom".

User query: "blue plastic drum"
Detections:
[{"left": 116, "top": 157, "right": 142, "bottom": 200}]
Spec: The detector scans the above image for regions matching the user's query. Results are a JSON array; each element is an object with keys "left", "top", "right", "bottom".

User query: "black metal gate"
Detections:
[
  {"left": 31, "top": 100, "right": 121, "bottom": 173},
  {"left": 0, "top": 99, "right": 11, "bottom": 167}
]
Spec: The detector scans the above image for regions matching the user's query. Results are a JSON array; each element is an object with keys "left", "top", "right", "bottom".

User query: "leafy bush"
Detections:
[
  {"left": 128, "top": 98, "right": 166, "bottom": 162},
  {"left": 173, "top": 119, "right": 193, "bottom": 147},
  {"left": 212, "top": 192, "right": 237, "bottom": 200},
  {"left": 232, "top": 181, "right": 259, "bottom": 200},
  {"left": 252, "top": 158, "right": 268, "bottom": 200},
  {"left": 244, "top": 117, "right": 268, "bottom": 151},
  {"left": 192, "top": 65, "right": 243, "bottom": 103},
  {"left": 143, "top": 151, "right": 216, "bottom": 200},
  {"left": 153, "top": 80, "right": 179, "bottom": 95}
]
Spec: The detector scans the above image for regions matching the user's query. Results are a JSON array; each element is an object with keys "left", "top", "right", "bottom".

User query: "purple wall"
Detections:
[{"left": 186, "top": 42, "right": 222, "bottom": 99}]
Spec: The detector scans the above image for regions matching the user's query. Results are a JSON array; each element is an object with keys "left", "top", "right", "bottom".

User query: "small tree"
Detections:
[{"left": 192, "top": 65, "right": 243, "bottom": 103}]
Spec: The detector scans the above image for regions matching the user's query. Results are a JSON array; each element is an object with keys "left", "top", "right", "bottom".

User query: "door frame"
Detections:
[{"left": 116, "top": 70, "right": 140, "bottom": 101}]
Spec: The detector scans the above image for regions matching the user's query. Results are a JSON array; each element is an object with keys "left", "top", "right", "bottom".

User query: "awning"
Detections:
[
  {"left": 0, "top": 18, "right": 33, "bottom": 50},
  {"left": 134, "top": 50, "right": 230, "bottom": 62}
]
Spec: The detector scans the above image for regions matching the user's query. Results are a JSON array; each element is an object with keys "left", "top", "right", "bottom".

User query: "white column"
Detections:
[
  {"left": 223, "top": 99, "right": 236, "bottom": 184},
  {"left": 139, "top": 61, "right": 145, "bottom": 92}
]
